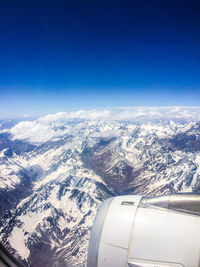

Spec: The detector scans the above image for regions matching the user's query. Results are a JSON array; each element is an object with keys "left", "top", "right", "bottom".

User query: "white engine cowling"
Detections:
[{"left": 88, "top": 194, "right": 200, "bottom": 267}]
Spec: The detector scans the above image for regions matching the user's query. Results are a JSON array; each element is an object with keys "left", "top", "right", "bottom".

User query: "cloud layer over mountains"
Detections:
[
  {"left": 1, "top": 106, "right": 200, "bottom": 266},
  {"left": 10, "top": 107, "right": 200, "bottom": 144}
]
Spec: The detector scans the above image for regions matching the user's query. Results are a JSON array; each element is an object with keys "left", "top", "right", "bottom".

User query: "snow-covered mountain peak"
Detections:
[{"left": 0, "top": 108, "right": 200, "bottom": 266}]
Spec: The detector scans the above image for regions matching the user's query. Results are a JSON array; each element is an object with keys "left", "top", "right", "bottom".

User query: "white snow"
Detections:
[
  {"left": 1, "top": 108, "right": 200, "bottom": 266},
  {"left": 8, "top": 227, "right": 30, "bottom": 259},
  {"left": 19, "top": 210, "right": 51, "bottom": 234},
  {"left": 9, "top": 107, "right": 200, "bottom": 143}
]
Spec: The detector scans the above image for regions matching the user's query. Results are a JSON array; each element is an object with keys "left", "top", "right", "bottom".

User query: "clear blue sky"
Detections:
[{"left": 0, "top": 0, "right": 200, "bottom": 118}]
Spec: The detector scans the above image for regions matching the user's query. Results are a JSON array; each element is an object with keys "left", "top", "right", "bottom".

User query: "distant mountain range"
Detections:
[{"left": 0, "top": 107, "right": 200, "bottom": 267}]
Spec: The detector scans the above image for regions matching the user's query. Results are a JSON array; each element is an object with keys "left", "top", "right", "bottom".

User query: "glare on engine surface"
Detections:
[{"left": 88, "top": 194, "right": 200, "bottom": 267}]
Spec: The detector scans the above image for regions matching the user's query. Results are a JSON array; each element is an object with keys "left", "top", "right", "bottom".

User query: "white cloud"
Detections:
[
  {"left": 9, "top": 107, "right": 200, "bottom": 144},
  {"left": 22, "top": 114, "right": 30, "bottom": 118}
]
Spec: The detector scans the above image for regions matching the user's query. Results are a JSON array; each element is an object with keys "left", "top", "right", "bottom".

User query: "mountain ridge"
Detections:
[{"left": 0, "top": 110, "right": 200, "bottom": 266}]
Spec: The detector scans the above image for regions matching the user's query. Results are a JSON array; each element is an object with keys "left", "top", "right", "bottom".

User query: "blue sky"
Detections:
[{"left": 0, "top": 0, "right": 200, "bottom": 118}]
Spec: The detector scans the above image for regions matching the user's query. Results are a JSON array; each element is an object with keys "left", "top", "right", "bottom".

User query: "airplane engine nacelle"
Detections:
[{"left": 88, "top": 194, "right": 200, "bottom": 267}]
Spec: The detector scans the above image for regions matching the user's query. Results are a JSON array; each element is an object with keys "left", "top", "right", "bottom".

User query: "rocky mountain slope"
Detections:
[{"left": 0, "top": 108, "right": 200, "bottom": 267}]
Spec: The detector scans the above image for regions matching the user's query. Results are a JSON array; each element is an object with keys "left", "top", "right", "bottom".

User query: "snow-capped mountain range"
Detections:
[{"left": 0, "top": 107, "right": 200, "bottom": 267}]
